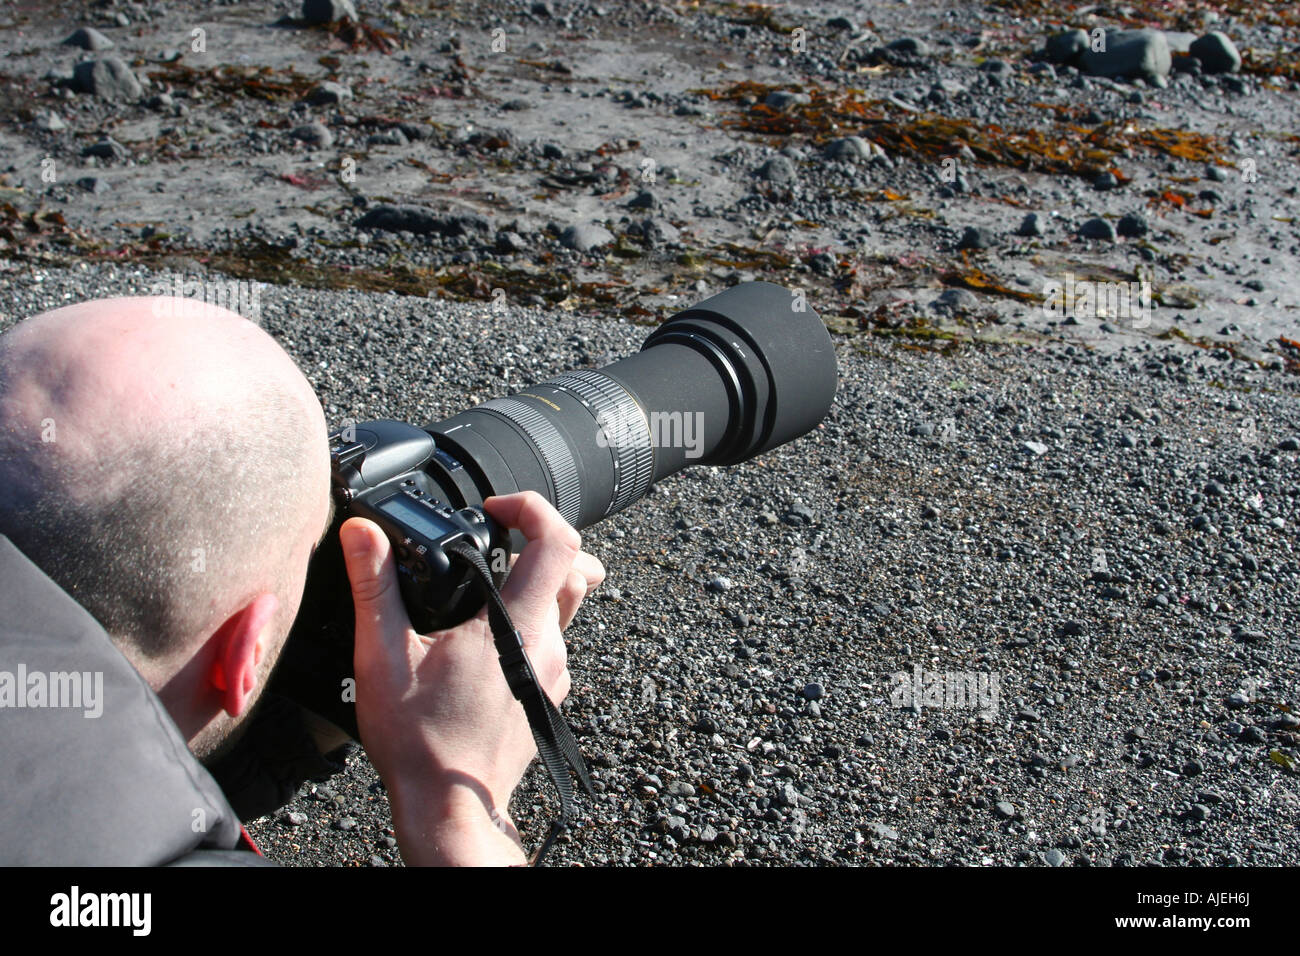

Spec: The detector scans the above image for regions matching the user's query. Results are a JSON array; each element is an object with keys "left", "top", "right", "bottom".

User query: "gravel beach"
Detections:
[{"left": 2, "top": 259, "right": 1296, "bottom": 867}]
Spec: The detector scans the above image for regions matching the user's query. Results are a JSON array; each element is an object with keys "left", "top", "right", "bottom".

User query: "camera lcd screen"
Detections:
[{"left": 378, "top": 494, "right": 458, "bottom": 542}]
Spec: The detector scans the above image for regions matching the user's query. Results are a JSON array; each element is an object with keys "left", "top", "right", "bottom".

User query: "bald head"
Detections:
[{"left": 0, "top": 295, "right": 331, "bottom": 662}]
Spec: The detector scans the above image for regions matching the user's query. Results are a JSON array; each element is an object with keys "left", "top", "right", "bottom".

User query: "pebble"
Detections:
[
  {"left": 560, "top": 223, "right": 614, "bottom": 252},
  {"left": 757, "top": 156, "right": 796, "bottom": 184},
  {"left": 291, "top": 122, "right": 334, "bottom": 148},
  {"left": 1016, "top": 213, "right": 1044, "bottom": 237},
  {"left": 302, "top": 0, "right": 358, "bottom": 23},
  {"left": 1077, "top": 218, "right": 1117, "bottom": 241},
  {"left": 1117, "top": 212, "right": 1149, "bottom": 237},
  {"left": 72, "top": 56, "right": 142, "bottom": 102},
  {"left": 823, "top": 136, "right": 875, "bottom": 164},
  {"left": 308, "top": 81, "right": 352, "bottom": 105},
  {"left": 62, "top": 27, "right": 115, "bottom": 51},
  {"left": 958, "top": 226, "right": 995, "bottom": 250},
  {"left": 1190, "top": 31, "right": 1241, "bottom": 74}
]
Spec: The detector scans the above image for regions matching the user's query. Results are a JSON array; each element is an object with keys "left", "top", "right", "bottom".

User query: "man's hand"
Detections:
[{"left": 339, "top": 491, "right": 604, "bottom": 865}]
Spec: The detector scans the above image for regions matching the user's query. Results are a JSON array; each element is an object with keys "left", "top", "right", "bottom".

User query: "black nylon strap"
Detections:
[{"left": 445, "top": 539, "right": 594, "bottom": 866}]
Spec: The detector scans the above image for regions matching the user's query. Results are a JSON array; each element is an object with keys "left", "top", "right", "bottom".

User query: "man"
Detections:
[{"left": 0, "top": 295, "right": 602, "bottom": 865}]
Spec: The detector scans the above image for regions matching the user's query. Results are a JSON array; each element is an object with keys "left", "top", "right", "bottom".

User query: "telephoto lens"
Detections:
[{"left": 272, "top": 281, "right": 837, "bottom": 735}]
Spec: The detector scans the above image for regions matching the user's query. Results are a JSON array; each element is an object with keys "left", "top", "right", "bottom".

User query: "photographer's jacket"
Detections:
[{"left": 0, "top": 535, "right": 264, "bottom": 865}]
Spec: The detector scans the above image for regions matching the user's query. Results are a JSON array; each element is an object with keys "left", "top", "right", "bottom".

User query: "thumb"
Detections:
[{"left": 339, "top": 517, "right": 410, "bottom": 650}]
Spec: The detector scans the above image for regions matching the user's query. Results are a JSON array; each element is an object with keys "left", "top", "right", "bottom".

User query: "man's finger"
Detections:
[
  {"left": 340, "top": 516, "right": 410, "bottom": 651},
  {"left": 483, "top": 492, "right": 581, "bottom": 624},
  {"left": 572, "top": 550, "right": 605, "bottom": 592},
  {"left": 557, "top": 568, "right": 589, "bottom": 631}
]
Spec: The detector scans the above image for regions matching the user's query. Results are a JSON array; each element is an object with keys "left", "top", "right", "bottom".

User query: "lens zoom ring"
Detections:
[
  {"left": 543, "top": 370, "right": 654, "bottom": 517},
  {"left": 479, "top": 397, "right": 582, "bottom": 526}
]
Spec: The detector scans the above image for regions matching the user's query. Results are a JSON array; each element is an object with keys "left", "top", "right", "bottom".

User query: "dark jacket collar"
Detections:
[{"left": 0, "top": 536, "right": 244, "bottom": 864}]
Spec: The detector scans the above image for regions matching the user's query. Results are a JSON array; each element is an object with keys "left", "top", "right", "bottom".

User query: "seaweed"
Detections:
[
  {"left": 696, "top": 81, "right": 1225, "bottom": 181},
  {"left": 146, "top": 63, "right": 317, "bottom": 103},
  {"left": 940, "top": 264, "right": 1041, "bottom": 304}
]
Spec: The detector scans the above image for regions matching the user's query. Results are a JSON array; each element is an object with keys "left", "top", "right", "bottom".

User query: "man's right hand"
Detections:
[{"left": 339, "top": 491, "right": 604, "bottom": 865}]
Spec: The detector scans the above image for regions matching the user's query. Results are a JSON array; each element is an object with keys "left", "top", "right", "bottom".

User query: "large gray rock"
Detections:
[
  {"left": 1045, "top": 29, "right": 1089, "bottom": 63},
  {"left": 302, "top": 0, "right": 358, "bottom": 22},
  {"left": 1190, "top": 31, "right": 1241, "bottom": 74},
  {"left": 560, "top": 223, "right": 614, "bottom": 252},
  {"left": 1081, "top": 29, "right": 1171, "bottom": 79},
  {"left": 1164, "top": 31, "right": 1197, "bottom": 54},
  {"left": 62, "top": 27, "right": 114, "bottom": 51},
  {"left": 354, "top": 205, "right": 490, "bottom": 236},
  {"left": 71, "top": 56, "right": 142, "bottom": 102}
]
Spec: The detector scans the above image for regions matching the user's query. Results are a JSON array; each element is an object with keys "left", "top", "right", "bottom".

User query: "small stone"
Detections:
[
  {"left": 302, "top": 0, "right": 358, "bottom": 24},
  {"left": 81, "top": 137, "right": 128, "bottom": 162},
  {"left": 627, "top": 189, "right": 657, "bottom": 209},
  {"left": 1016, "top": 212, "right": 1044, "bottom": 237},
  {"left": 1021, "top": 441, "right": 1049, "bottom": 456},
  {"left": 1077, "top": 218, "right": 1117, "bottom": 241},
  {"left": 764, "top": 90, "right": 810, "bottom": 110},
  {"left": 1117, "top": 212, "right": 1149, "bottom": 237},
  {"left": 560, "top": 222, "right": 614, "bottom": 252},
  {"left": 291, "top": 121, "right": 334, "bottom": 148},
  {"left": 707, "top": 575, "right": 732, "bottom": 592},
  {"left": 282, "top": 811, "right": 308, "bottom": 827},
  {"left": 63, "top": 27, "right": 115, "bottom": 51},
  {"left": 823, "top": 136, "right": 875, "bottom": 163},
  {"left": 867, "top": 822, "right": 899, "bottom": 840},
  {"left": 886, "top": 37, "right": 930, "bottom": 57},
  {"left": 1190, "top": 31, "right": 1241, "bottom": 74},
  {"left": 72, "top": 56, "right": 142, "bottom": 102},
  {"left": 307, "top": 81, "right": 352, "bottom": 105},
  {"left": 1045, "top": 848, "right": 1066, "bottom": 866},
  {"left": 995, "top": 801, "right": 1017, "bottom": 819},
  {"left": 802, "top": 682, "right": 825, "bottom": 701},
  {"left": 333, "top": 816, "right": 357, "bottom": 831},
  {"left": 958, "top": 226, "right": 995, "bottom": 250},
  {"left": 933, "top": 288, "right": 978, "bottom": 312},
  {"left": 75, "top": 176, "right": 111, "bottom": 194},
  {"left": 757, "top": 155, "right": 796, "bottom": 184},
  {"left": 1093, "top": 171, "right": 1119, "bottom": 190},
  {"left": 1189, "top": 803, "right": 1211, "bottom": 821},
  {"left": 1045, "top": 29, "right": 1089, "bottom": 63},
  {"left": 34, "top": 110, "right": 67, "bottom": 132}
]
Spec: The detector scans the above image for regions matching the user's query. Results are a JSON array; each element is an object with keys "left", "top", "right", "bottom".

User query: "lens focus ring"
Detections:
[
  {"left": 479, "top": 396, "right": 582, "bottom": 526},
  {"left": 542, "top": 370, "right": 654, "bottom": 517}
]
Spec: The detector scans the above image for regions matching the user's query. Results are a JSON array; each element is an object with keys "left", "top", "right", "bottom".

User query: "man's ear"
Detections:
[{"left": 207, "top": 593, "right": 279, "bottom": 718}]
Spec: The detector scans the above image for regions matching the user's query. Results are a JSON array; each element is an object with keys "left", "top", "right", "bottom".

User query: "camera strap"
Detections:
[{"left": 445, "top": 539, "right": 595, "bottom": 866}]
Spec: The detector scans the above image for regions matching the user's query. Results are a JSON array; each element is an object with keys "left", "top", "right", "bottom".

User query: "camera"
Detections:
[{"left": 272, "top": 281, "right": 838, "bottom": 736}]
